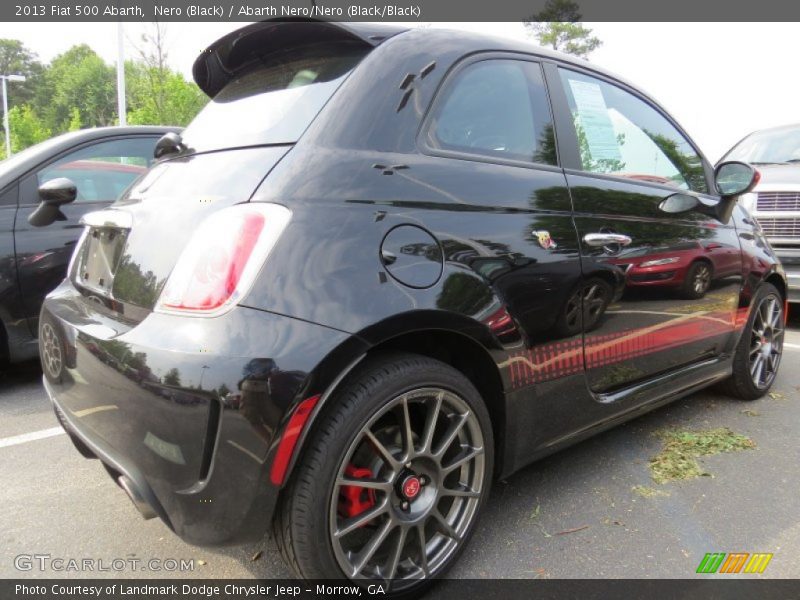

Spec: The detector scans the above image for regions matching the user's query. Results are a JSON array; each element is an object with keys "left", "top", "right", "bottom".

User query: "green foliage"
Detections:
[
  {"left": 524, "top": 0, "right": 602, "bottom": 59},
  {"left": 0, "top": 35, "right": 208, "bottom": 157},
  {"left": 67, "top": 107, "right": 82, "bottom": 131},
  {"left": 0, "top": 39, "right": 44, "bottom": 108},
  {"left": 649, "top": 427, "right": 756, "bottom": 484},
  {"left": 125, "top": 61, "right": 206, "bottom": 127},
  {"left": 7, "top": 104, "right": 50, "bottom": 152},
  {"left": 42, "top": 44, "right": 117, "bottom": 130}
]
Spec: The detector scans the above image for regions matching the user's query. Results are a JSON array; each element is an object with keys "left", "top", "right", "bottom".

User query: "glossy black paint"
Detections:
[
  {"left": 0, "top": 126, "right": 177, "bottom": 362},
  {"left": 41, "top": 22, "right": 786, "bottom": 547}
]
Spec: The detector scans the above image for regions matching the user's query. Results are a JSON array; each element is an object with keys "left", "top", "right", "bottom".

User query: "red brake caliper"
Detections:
[{"left": 338, "top": 465, "right": 376, "bottom": 519}]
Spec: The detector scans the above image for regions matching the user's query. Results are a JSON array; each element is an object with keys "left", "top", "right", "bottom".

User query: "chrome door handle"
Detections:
[{"left": 583, "top": 233, "right": 632, "bottom": 247}]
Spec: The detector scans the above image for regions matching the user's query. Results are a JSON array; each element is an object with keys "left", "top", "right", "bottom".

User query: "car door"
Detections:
[
  {"left": 548, "top": 66, "right": 742, "bottom": 394},
  {"left": 417, "top": 54, "right": 586, "bottom": 379},
  {"left": 14, "top": 135, "right": 159, "bottom": 336}
]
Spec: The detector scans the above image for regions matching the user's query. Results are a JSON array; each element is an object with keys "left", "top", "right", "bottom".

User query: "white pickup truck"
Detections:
[{"left": 722, "top": 123, "right": 800, "bottom": 302}]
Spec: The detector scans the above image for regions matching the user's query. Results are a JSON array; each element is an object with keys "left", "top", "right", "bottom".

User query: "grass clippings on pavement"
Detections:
[
  {"left": 632, "top": 485, "right": 670, "bottom": 498},
  {"left": 648, "top": 427, "right": 756, "bottom": 484}
]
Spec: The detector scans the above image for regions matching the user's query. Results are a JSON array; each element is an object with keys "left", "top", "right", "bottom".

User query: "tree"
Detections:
[
  {"left": 524, "top": 0, "right": 602, "bottom": 59},
  {"left": 42, "top": 45, "right": 116, "bottom": 131},
  {"left": 125, "top": 24, "right": 207, "bottom": 126},
  {"left": 125, "top": 61, "right": 206, "bottom": 126},
  {"left": 0, "top": 39, "right": 44, "bottom": 108},
  {"left": 7, "top": 105, "right": 50, "bottom": 153},
  {"left": 163, "top": 368, "right": 182, "bottom": 387}
]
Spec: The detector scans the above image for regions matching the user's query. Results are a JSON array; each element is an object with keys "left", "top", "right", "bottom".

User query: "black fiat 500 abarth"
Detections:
[{"left": 41, "top": 19, "right": 786, "bottom": 592}]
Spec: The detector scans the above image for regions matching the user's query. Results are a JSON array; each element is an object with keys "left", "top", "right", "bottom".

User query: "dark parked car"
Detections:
[
  {"left": 0, "top": 126, "right": 178, "bottom": 364},
  {"left": 42, "top": 21, "right": 786, "bottom": 592}
]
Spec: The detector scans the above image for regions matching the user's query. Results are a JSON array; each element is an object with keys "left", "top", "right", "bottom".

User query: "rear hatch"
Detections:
[{"left": 71, "top": 20, "right": 405, "bottom": 321}]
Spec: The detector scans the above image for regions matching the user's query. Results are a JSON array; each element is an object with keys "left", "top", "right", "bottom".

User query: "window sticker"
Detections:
[{"left": 568, "top": 79, "right": 622, "bottom": 162}]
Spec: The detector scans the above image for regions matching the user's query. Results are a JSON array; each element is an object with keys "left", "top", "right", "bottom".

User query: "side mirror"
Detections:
[
  {"left": 27, "top": 178, "right": 78, "bottom": 227},
  {"left": 659, "top": 193, "right": 700, "bottom": 214},
  {"left": 715, "top": 161, "right": 759, "bottom": 197},
  {"left": 154, "top": 131, "right": 184, "bottom": 160}
]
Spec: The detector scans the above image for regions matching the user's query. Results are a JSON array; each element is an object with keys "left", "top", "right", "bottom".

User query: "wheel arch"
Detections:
[{"left": 280, "top": 311, "right": 509, "bottom": 488}]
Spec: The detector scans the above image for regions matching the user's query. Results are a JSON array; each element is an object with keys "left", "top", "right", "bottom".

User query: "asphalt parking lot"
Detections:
[{"left": 1, "top": 312, "right": 799, "bottom": 581}]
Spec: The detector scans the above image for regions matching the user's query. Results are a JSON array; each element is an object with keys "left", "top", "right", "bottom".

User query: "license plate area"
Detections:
[{"left": 74, "top": 228, "right": 128, "bottom": 297}]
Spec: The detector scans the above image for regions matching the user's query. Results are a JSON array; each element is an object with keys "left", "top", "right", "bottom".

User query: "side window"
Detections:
[
  {"left": 558, "top": 69, "right": 707, "bottom": 193},
  {"left": 425, "top": 59, "right": 556, "bottom": 165},
  {"left": 37, "top": 137, "right": 157, "bottom": 203}
]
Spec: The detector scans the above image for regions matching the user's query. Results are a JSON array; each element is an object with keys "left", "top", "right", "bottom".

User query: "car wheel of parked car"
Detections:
[
  {"left": 40, "top": 318, "right": 65, "bottom": 384},
  {"left": 556, "top": 278, "right": 612, "bottom": 337},
  {"left": 719, "top": 283, "right": 784, "bottom": 400},
  {"left": 682, "top": 261, "right": 712, "bottom": 299},
  {"left": 274, "top": 353, "right": 493, "bottom": 592}
]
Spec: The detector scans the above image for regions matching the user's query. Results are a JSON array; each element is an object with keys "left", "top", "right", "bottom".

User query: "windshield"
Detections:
[
  {"left": 182, "top": 42, "right": 367, "bottom": 152},
  {"left": 724, "top": 126, "right": 800, "bottom": 164}
]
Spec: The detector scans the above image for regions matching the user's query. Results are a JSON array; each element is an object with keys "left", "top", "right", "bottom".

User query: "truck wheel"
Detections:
[{"left": 273, "top": 353, "right": 493, "bottom": 594}]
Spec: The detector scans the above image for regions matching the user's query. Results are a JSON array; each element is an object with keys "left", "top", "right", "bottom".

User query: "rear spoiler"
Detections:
[{"left": 193, "top": 18, "right": 408, "bottom": 98}]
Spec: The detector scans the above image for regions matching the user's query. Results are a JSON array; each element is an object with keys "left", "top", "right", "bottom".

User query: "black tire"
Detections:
[
  {"left": 273, "top": 353, "right": 494, "bottom": 594},
  {"left": 555, "top": 278, "right": 612, "bottom": 337},
  {"left": 681, "top": 261, "right": 713, "bottom": 299},
  {"left": 718, "top": 283, "right": 784, "bottom": 400}
]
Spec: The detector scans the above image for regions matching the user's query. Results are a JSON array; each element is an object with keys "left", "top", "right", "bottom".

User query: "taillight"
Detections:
[{"left": 155, "top": 203, "right": 291, "bottom": 315}]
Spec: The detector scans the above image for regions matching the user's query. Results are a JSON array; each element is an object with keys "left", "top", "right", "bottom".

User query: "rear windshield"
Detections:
[
  {"left": 724, "top": 126, "right": 800, "bottom": 165},
  {"left": 182, "top": 42, "right": 368, "bottom": 152}
]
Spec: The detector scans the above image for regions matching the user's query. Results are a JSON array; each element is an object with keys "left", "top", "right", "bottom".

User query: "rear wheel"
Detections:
[
  {"left": 719, "top": 283, "right": 784, "bottom": 400},
  {"left": 273, "top": 353, "right": 493, "bottom": 593}
]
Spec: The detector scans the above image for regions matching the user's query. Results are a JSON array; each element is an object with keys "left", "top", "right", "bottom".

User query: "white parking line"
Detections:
[
  {"left": 785, "top": 343, "right": 800, "bottom": 350},
  {"left": 0, "top": 427, "right": 65, "bottom": 449}
]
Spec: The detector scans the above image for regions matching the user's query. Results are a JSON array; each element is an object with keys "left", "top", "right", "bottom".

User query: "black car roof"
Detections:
[{"left": 0, "top": 125, "right": 179, "bottom": 191}]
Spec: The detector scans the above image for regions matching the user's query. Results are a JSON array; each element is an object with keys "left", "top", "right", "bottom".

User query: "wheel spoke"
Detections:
[
  {"left": 433, "top": 412, "right": 469, "bottom": 458},
  {"left": 442, "top": 446, "right": 484, "bottom": 474},
  {"left": 749, "top": 342, "right": 762, "bottom": 356},
  {"left": 336, "top": 476, "right": 393, "bottom": 493},
  {"left": 751, "top": 355, "right": 764, "bottom": 386},
  {"left": 416, "top": 525, "right": 429, "bottom": 576},
  {"left": 335, "top": 500, "right": 388, "bottom": 538},
  {"left": 383, "top": 526, "right": 407, "bottom": 581},
  {"left": 430, "top": 510, "right": 460, "bottom": 541},
  {"left": 364, "top": 430, "right": 402, "bottom": 472},
  {"left": 441, "top": 483, "right": 480, "bottom": 498},
  {"left": 419, "top": 392, "right": 442, "bottom": 454},
  {"left": 400, "top": 396, "right": 414, "bottom": 461},
  {"left": 352, "top": 519, "right": 394, "bottom": 577}
]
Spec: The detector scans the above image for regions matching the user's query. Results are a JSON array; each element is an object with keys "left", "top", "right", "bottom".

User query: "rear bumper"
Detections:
[{"left": 42, "top": 282, "right": 356, "bottom": 546}]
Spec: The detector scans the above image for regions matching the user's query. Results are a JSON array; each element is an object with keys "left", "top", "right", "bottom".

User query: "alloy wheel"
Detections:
[
  {"left": 329, "top": 387, "right": 485, "bottom": 588},
  {"left": 693, "top": 264, "right": 711, "bottom": 294},
  {"left": 749, "top": 295, "right": 784, "bottom": 389},
  {"left": 41, "top": 322, "right": 63, "bottom": 380}
]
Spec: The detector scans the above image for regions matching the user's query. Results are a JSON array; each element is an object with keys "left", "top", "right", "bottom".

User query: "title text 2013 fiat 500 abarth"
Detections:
[{"left": 41, "top": 20, "right": 786, "bottom": 592}]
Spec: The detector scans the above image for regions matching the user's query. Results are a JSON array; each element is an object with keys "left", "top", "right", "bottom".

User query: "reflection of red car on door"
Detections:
[{"left": 610, "top": 240, "right": 741, "bottom": 299}]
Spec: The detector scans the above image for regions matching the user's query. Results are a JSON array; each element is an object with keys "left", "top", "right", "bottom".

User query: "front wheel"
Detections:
[
  {"left": 273, "top": 353, "right": 493, "bottom": 594},
  {"left": 719, "top": 283, "right": 784, "bottom": 400}
]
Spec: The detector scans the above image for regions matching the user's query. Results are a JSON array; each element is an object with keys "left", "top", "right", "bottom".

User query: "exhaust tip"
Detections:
[{"left": 117, "top": 475, "right": 157, "bottom": 520}]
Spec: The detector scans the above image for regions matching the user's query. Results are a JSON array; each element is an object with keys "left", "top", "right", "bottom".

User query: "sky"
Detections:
[{"left": 0, "top": 21, "right": 797, "bottom": 161}]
